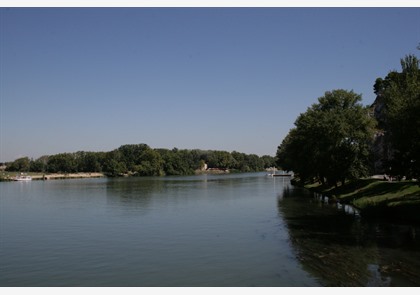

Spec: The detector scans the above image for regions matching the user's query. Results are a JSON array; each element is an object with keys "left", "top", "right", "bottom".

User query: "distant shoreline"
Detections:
[
  {"left": 1, "top": 170, "right": 235, "bottom": 181},
  {"left": 1, "top": 172, "right": 105, "bottom": 181}
]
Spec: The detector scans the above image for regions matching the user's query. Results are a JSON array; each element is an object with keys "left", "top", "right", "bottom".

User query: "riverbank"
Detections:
[
  {"left": 0, "top": 172, "right": 105, "bottom": 181},
  {"left": 294, "top": 178, "right": 420, "bottom": 223}
]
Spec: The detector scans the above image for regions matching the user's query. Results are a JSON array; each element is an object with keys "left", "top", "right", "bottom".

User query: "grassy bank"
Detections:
[{"left": 299, "top": 178, "right": 420, "bottom": 223}]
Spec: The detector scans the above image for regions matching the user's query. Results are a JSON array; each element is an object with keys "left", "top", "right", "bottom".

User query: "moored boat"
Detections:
[
  {"left": 271, "top": 173, "right": 292, "bottom": 177},
  {"left": 12, "top": 174, "right": 32, "bottom": 181},
  {"left": 267, "top": 169, "right": 293, "bottom": 177}
]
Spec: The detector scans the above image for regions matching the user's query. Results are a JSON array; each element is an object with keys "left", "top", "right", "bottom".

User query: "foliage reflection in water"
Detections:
[
  {"left": 1, "top": 174, "right": 420, "bottom": 286},
  {"left": 277, "top": 186, "right": 420, "bottom": 286}
]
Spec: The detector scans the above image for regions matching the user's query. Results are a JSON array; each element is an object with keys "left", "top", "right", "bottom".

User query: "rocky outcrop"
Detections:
[{"left": 370, "top": 95, "right": 394, "bottom": 174}]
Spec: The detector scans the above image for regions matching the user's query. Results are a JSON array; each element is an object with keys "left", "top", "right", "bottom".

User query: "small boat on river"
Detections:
[
  {"left": 12, "top": 174, "right": 32, "bottom": 181},
  {"left": 266, "top": 168, "right": 293, "bottom": 177},
  {"left": 270, "top": 173, "right": 292, "bottom": 177}
]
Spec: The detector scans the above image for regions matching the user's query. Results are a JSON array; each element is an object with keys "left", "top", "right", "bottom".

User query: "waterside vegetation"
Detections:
[
  {"left": 1, "top": 145, "right": 276, "bottom": 181},
  {"left": 278, "top": 53, "right": 420, "bottom": 222},
  {"left": 277, "top": 54, "right": 419, "bottom": 184},
  {"left": 298, "top": 178, "right": 420, "bottom": 223}
]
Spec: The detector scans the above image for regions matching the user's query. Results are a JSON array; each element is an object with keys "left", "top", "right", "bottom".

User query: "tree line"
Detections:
[
  {"left": 4, "top": 144, "right": 276, "bottom": 177},
  {"left": 276, "top": 54, "right": 420, "bottom": 186}
]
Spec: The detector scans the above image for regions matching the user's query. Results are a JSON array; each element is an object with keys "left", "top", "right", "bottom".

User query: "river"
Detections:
[{"left": 1, "top": 172, "right": 419, "bottom": 286}]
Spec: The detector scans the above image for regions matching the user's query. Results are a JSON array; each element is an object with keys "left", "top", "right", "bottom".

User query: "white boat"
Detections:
[
  {"left": 12, "top": 174, "right": 32, "bottom": 181},
  {"left": 267, "top": 168, "right": 293, "bottom": 177},
  {"left": 267, "top": 167, "right": 277, "bottom": 177}
]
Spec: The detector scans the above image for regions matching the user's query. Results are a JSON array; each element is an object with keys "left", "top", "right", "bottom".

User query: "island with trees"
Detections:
[{"left": 1, "top": 145, "right": 276, "bottom": 180}]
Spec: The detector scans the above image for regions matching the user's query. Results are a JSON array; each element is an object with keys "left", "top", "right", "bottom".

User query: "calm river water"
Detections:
[{"left": 1, "top": 173, "right": 419, "bottom": 286}]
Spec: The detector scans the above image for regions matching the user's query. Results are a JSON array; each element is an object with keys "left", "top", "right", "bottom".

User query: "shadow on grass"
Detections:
[
  {"left": 330, "top": 180, "right": 418, "bottom": 202},
  {"left": 303, "top": 179, "right": 420, "bottom": 223}
]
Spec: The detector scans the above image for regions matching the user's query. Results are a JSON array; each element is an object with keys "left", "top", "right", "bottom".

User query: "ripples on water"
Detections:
[{"left": 1, "top": 173, "right": 419, "bottom": 286}]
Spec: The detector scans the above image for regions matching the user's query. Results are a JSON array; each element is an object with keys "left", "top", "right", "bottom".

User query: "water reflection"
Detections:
[
  {"left": 278, "top": 187, "right": 420, "bottom": 286},
  {"left": 105, "top": 173, "right": 264, "bottom": 207},
  {"left": 105, "top": 177, "right": 162, "bottom": 213}
]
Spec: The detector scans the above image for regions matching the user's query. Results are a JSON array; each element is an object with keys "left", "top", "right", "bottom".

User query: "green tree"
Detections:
[
  {"left": 207, "top": 151, "right": 233, "bottom": 169},
  {"left": 373, "top": 54, "right": 420, "bottom": 178},
  {"left": 102, "top": 150, "right": 126, "bottom": 176},
  {"left": 29, "top": 158, "right": 43, "bottom": 172},
  {"left": 6, "top": 157, "right": 31, "bottom": 172},
  {"left": 244, "top": 154, "right": 264, "bottom": 172},
  {"left": 134, "top": 149, "right": 164, "bottom": 176},
  {"left": 277, "top": 128, "right": 315, "bottom": 181},
  {"left": 261, "top": 155, "right": 276, "bottom": 168},
  {"left": 46, "top": 153, "right": 78, "bottom": 173},
  {"left": 75, "top": 151, "right": 102, "bottom": 172},
  {"left": 118, "top": 144, "right": 150, "bottom": 171},
  {"left": 231, "top": 151, "right": 245, "bottom": 171},
  {"left": 277, "top": 89, "right": 376, "bottom": 186}
]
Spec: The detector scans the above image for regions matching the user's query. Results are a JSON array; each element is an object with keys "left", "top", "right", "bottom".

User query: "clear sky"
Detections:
[{"left": 1, "top": 5, "right": 419, "bottom": 162}]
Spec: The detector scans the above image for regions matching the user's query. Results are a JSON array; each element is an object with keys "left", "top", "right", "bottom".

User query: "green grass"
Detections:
[
  {"left": 350, "top": 181, "right": 420, "bottom": 208},
  {"left": 303, "top": 178, "right": 420, "bottom": 222}
]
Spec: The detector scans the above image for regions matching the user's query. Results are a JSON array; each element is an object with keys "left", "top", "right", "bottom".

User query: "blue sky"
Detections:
[{"left": 1, "top": 6, "right": 419, "bottom": 162}]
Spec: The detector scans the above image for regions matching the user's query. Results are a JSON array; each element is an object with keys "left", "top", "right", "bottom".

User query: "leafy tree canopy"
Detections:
[
  {"left": 277, "top": 89, "right": 376, "bottom": 186},
  {"left": 5, "top": 144, "right": 275, "bottom": 177},
  {"left": 373, "top": 54, "right": 420, "bottom": 178}
]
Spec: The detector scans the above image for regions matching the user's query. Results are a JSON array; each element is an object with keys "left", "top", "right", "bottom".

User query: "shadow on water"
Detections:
[{"left": 278, "top": 186, "right": 420, "bottom": 287}]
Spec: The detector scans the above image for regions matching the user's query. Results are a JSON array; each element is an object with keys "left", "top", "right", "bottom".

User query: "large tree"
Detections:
[
  {"left": 277, "top": 89, "right": 376, "bottom": 186},
  {"left": 5, "top": 157, "right": 31, "bottom": 172},
  {"left": 373, "top": 54, "right": 420, "bottom": 178}
]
